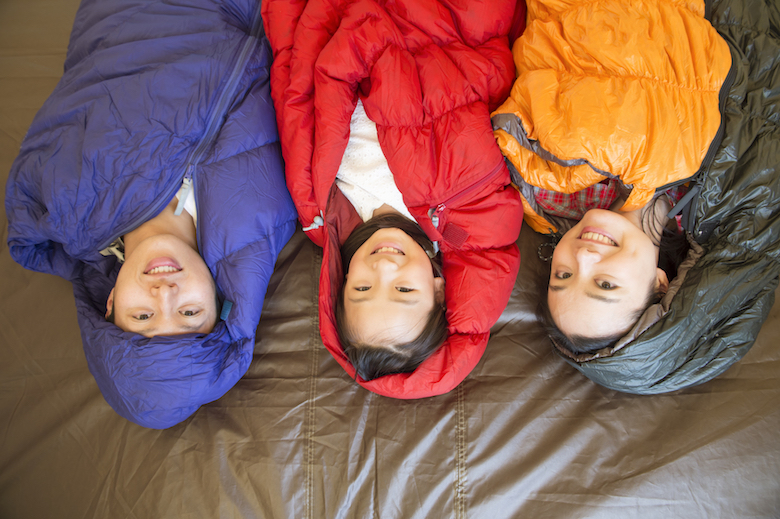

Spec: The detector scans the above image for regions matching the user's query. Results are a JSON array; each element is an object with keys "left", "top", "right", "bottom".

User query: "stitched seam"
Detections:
[
  {"left": 741, "top": 111, "right": 780, "bottom": 129},
  {"left": 529, "top": 0, "right": 726, "bottom": 95},
  {"left": 372, "top": 98, "right": 488, "bottom": 129},
  {"left": 719, "top": 237, "right": 780, "bottom": 265},
  {"left": 549, "top": 68, "right": 724, "bottom": 94},
  {"left": 558, "top": 0, "right": 702, "bottom": 19},
  {"left": 714, "top": 19, "right": 780, "bottom": 40},
  {"left": 454, "top": 384, "right": 467, "bottom": 519},
  {"left": 305, "top": 245, "right": 322, "bottom": 519}
]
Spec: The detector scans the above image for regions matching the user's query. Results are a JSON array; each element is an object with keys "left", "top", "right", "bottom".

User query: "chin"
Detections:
[
  {"left": 580, "top": 209, "right": 626, "bottom": 225},
  {"left": 134, "top": 236, "right": 200, "bottom": 263}
]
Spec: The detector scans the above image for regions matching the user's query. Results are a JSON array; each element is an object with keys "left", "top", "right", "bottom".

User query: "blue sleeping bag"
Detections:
[{"left": 5, "top": 0, "right": 297, "bottom": 428}]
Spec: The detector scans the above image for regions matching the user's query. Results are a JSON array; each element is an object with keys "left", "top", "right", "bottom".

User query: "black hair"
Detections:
[{"left": 335, "top": 213, "right": 448, "bottom": 380}]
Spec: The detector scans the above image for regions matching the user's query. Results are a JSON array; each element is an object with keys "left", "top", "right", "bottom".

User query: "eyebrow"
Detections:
[
  {"left": 348, "top": 297, "right": 421, "bottom": 306},
  {"left": 131, "top": 320, "right": 208, "bottom": 336},
  {"left": 548, "top": 284, "right": 620, "bottom": 304},
  {"left": 584, "top": 292, "right": 620, "bottom": 303}
]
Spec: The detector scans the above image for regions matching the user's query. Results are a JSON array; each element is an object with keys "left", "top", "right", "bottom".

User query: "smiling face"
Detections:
[
  {"left": 343, "top": 227, "right": 444, "bottom": 347},
  {"left": 548, "top": 209, "right": 668, "bottom": 339},
  {"left": 106, "top": 234, "right": 218, "bottom": 337}
]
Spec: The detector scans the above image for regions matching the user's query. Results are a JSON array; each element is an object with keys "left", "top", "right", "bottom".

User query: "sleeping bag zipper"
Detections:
[
  {"left": 97, "top": 6, "right": 266, "bottom": 251},
  {"left": 662, "top": 43, "right": 737, "bottom": 237},
  {"left": 429, "top": 164, "right": 506, "bottom": 228}
]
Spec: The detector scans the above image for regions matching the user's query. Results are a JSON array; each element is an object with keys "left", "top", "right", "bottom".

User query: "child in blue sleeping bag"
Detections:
[
  {"left": 4, "top": 0, "right": 297, "bottom": 428},
  {"left": 102, "top": 184, "right": 219, "bottom": 337}
]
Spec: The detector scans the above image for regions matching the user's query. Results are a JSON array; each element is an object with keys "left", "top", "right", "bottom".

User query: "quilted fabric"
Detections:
[
  {"left": 263, "top": 0, "right": 525, "bottom": 398},
  {"left": 5, "top": 0, "right": 297, "bottom": 428},
  {"left": 492, "top": 0, "right": 732, "bottom": 234},
  {"left": 492, "top": 0, "right": 780, "bottom": 394}
]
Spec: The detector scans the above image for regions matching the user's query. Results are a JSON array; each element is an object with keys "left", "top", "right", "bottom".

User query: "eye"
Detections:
[
  {"left": 597, "top": 280, "right": 617, "bottom": 290},
  {"left": 135, "top": 313, "right": 152, "bottom": 321},
  {"left": 555, "top": 272, "right": 572, "bottom": 280},
  {"left": 355, "top": 286, "right": 370, "bottom": 292},
  {"left": 396, "top": 287, "right": 414, "bottom": 293},
  {"left": 181, "top": 309, "right": 200, "bottom": 317}
]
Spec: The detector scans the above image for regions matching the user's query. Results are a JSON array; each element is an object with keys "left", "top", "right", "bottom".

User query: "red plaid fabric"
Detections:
[
  {"left": 664, "top": 184, "right": 688, "bottom": 206},
  {"left": 535, "top": 179, "right": 621, "bottom": 220},
  {"left": 535, "top": 180, "right": 691, "bottom": 230}
]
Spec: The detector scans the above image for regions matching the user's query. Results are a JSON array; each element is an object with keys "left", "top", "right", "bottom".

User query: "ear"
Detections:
[
  {"left": 105, "top": 287, "right": 115, "bottom": 318},
  {"left": 655, "top": 268, "right": 670, "bottom": 295},
  {"left": 434, "top": 276, "right": 445, "bottom": 305}
]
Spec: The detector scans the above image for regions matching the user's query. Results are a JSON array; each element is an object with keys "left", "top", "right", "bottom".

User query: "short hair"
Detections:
[
  {"left": 336, "top": 213, "right": 448, "bottom": 380},
  {"left": 336, "top": 292, "right": 447, "bottom": 380}
]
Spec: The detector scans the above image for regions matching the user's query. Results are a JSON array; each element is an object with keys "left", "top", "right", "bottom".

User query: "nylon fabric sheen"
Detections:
[
  {"left": 263, "top": 0, "right": 525, "bottom": 398},
  {"left": 492, "top": 0, "right": 780, "bottom": 394},
  {"left": 4, "top": 0, "right": 298, "bottom": 428},
  {"left": 492, "top": 0, "right": 732, "bottom": 229}
]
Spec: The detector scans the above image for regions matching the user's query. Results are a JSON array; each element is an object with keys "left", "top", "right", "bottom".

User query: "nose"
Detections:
[
  {"left": 371, "top": 256, "right": 400, "bottom": 276},
  {"left": 575, "top": 247, "right": 601, "bottom": 268},
  {"left": 149, "top": 280, "right": 179, "bottom": 298},
  {"left": 372, "top": 256, "right": 399, "bottom": 268}
]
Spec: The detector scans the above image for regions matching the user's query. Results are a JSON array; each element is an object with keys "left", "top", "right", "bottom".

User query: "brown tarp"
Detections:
[{"left": 1, "top": 0, "right": 779, "bottom": 517}]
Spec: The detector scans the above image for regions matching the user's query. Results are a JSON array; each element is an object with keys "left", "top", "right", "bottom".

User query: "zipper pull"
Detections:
[
  {"left": 429, "top": 203, "right": 446, "bottom": 229},
  {"left": 428, "top": 204, "right": 446, "bottom": 253},
  {"left": 174, "top": 172, "right": 194, "bottom": 216}
]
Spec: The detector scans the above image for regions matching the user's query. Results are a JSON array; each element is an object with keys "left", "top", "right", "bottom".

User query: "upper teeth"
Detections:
[
  {"left": 147, "top": 265, "right": 180, "bottom": 274},
  {"left": 373, "top": 247, "right": 403, "bottom": 255},
  {"left": 581, "top": 232, "right": 617, "bottom": 246}
]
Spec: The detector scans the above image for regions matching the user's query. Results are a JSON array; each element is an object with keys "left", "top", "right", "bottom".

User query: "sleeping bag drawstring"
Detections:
[{"left": 302, "top": 212, "right": 324, "bottom": 231}]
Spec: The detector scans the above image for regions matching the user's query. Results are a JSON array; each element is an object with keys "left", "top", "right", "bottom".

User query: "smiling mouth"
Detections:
[
  {"left": 144, "top": 256, "right": 182, "bottom": 274},
  {"left": 145, "top": 265, "right": 182, "bottom": 274},
  {"left": 371, "top": 246, "right": 404, "bottom": 255},
  {"left": 580, "top": 231, "right": 617, "bottom": 246}
]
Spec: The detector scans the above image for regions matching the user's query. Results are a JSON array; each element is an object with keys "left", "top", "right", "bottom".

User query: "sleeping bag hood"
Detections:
[
  {"left": 493, "top": 0, "right": 780, "bottom": 393},
  {"left": 263, "top": 0, "right": 525, "bottom": 398},
  {"left": 5, "top": 0, "right": 297, "bottom": 428}
]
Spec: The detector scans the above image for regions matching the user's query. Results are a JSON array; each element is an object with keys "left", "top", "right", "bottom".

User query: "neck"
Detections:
[
  {"left": 372, "top": 203, "right": 403, "bottom": 218},
  {"left": 123, "top": 198, "right": 197, "bottom": 257}
]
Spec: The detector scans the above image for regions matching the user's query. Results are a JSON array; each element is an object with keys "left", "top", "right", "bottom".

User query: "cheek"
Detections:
[
  {"left": 190, "top": 275, "right": 217, "bottom": 303},
  {"left": 342, "top": 301, "right": 369, "bottom": 340},
  {"left": 549, "top": 246, "right": 569, "bottom": 275},
  {"left": 346, "top": 254, "right": 368, "bottom": 277},
  {"left": 622, "top": 249, "right": 658, "bottom": 281},
  {"left": 112, "top": 276, "right": 142, "bottom": 303}
]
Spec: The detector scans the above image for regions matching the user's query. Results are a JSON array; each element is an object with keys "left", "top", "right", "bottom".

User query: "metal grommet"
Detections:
[{"left": 537, "top": 232, "right": 562, "bottom": 262}]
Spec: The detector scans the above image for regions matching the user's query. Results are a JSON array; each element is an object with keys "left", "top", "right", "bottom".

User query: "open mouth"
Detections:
[
  {"left": 371, "top": 246, "right": 404, "bottom": 255},
  {"left": 144, "top": 257, "right": 182, "bottom": 274},
  {"left": 579, "top": 228, "right": 617, "bottom": 246},
  {"left": 146, "top": 265, "right": 182, "bottom": 274}
]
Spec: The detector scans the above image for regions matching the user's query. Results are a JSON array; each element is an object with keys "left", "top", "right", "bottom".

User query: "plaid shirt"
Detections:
[
  {"left": 536, "top": 180, "right": 690, "bottom": 229},
  {"left": 535, "top": 179, "right": 621, "bottom": 220}
]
